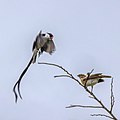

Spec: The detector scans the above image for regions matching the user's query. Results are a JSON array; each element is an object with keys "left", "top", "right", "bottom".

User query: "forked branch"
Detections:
[{"left": 38, "top": 62, "right": 117, "bottom": 120}]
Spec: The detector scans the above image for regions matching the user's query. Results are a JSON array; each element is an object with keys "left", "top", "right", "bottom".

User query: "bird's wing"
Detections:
[
  {"left": 98, "top": 75, "right": 111, "bottom": 78},
  {"left": 44, "top": 40, "right": 56, "bottom": 54},
  {"left": 89, "top": 73, "right": 111, "bottom": 79},
  {"left": 49, "top": 40, "right": 56, "bottom": 54},
  {"left": 90, "top": 73, "right": 103, "bottom": 77},
  {"left": 88, "top": 73, "right": 103, "bottom": 79}
]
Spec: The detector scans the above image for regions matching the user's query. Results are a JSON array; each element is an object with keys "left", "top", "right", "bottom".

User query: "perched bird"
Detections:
[
  {"left": 77, "top": 73, "right": 111, "bottom": 92},
  {"left": 13, "top": 30, "right": 56, "bottom": 103}
]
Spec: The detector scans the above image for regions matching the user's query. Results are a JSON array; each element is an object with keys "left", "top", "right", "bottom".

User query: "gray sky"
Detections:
[{"left": 0, "top": 0, "right": 120, "bottom": 119}]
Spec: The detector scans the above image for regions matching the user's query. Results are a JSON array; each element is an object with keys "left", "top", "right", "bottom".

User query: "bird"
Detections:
[
  {"left": 77, "top": 73, "right": 111, "bottom": 92},
  {"left": 13, "top": 30, "right": 56, "bottom": 103}
]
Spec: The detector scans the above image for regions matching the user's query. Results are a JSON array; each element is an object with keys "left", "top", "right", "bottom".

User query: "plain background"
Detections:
[{"left": 0, "top": 0, "right": 120, "bottom": 119}]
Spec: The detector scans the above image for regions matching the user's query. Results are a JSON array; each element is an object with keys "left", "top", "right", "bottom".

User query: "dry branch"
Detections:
[
  {"left": 110, "top": 78, "right": 115, "bottom": 112},
  {"left": 38, "top": 62, "right": 117, "bottom": 120},
  {"left": 91, "top": 114, "right": 114, "bottom": 119},
  {"left": 66, "top": 104, "right": 102, "bottom": 109}
]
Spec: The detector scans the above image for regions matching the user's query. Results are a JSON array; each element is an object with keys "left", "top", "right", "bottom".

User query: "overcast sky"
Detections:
[{"left": 0, "top": 0, "right": 120, "bottom": 119}]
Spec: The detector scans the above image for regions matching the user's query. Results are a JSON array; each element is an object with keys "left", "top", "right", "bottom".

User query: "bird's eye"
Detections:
[{"left": 42, "top": 34, "right": 45, "bottom": 36}]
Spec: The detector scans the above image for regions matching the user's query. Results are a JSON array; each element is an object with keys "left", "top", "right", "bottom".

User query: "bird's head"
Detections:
[
  {"left": 38, "top": 30, "right": 54, "bottom": 40},
  {"left": 77, "top": 74, "right": 86, "bottom": 79}
]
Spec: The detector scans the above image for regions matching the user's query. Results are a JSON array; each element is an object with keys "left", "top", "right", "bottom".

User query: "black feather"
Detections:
[
  {"left": 98, "top": 79, "right": 104, "bottom": 83},
  {"left": 32, "top": 40, "right": 37, "bottom": 51},
  {"left": 13, "top": 56, "right": 33, "bottom": 103}
]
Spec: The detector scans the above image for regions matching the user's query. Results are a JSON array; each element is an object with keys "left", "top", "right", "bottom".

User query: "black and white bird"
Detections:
[
  {"left": 32, "top": 31, "right": 55, "bottom": 63},
  {"left": 77, "top": 73, "right": 111, "bottom": 92},
  {"left": 13, "top": 30, "right": 56, "bottom": 102}
]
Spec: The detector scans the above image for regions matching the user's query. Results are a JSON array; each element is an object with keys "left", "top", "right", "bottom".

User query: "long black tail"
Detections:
[{"left": 13, "top": 56, "right": 33, "bottom": 103}]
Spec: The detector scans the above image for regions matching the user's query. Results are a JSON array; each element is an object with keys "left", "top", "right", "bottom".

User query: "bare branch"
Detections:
[
  {"left": 91, "top": 114, "right": 114, "bottom": 119},
  {"left": 66, "top": 104, "right": 102, "bottom": 109},
  {"left": 54, "top": 74, "right": 72, "bottom": 78},
  {"left": 38, "top": 62, "right": 82, "bottom": 85},
  {"left": 110, "top": 78, "right": 115, "bottom": 112},
  {"left": 38, "top": 62, "right": 72, "bottom": 76},
  {"left": 38, "top": 62, "right": 117, "bottom": 120}
]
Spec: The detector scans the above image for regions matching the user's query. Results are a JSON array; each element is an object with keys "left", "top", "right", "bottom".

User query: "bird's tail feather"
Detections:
[
  {"left": 32, "top": 49, "right": 38, "bottom": 64},
  {"left": 13, "top": 55, "right": 33, "bottom": 103}
]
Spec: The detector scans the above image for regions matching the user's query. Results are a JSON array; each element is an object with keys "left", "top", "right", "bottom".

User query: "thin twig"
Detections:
[
  {"left": 88, "top": 69, "right": 94, "bottom": 75},
  {"left": 66, "top": 104, "right": 102, "bottom": 109},
  {"left": 38, "top": 62, "right": 117, "bottom": 120},
  {"left": 38, "top": 62, "right": 72, "bottom": 77},
  {"left": 91, "top": 114, "right": 114, "bottom": 119},
  {"left": 110, "top": 78, "right": 115, "bottom": 112},
  {"left": 38, "top": 62, "right": 82, "bottom": 84},
  {"left": 54, "top": 74, "right": 72, "bottom": 78}
]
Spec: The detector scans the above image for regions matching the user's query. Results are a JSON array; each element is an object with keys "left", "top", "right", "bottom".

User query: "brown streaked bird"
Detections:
[
  {"left": 13, "top": 30, "right": 56, "bottom": 103},
  {"left": 77, "top": 73, "right": 111, "bottom": 92}
]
